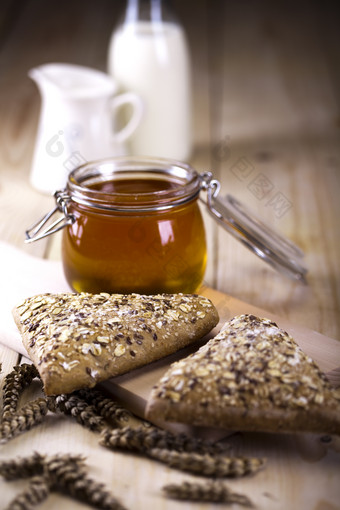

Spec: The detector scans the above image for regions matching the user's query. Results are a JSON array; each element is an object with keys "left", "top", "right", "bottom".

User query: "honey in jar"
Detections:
[{"left": 61, "top": 157, "right": 207, "bottom": 294}]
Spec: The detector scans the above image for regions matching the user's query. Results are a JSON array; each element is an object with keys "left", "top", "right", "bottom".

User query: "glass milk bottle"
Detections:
[{"left": 108, "top": 0, "right": 192, "bottom": 161}]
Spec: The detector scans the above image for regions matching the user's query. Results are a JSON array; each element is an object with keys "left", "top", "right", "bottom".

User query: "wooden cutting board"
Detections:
[{"left": 101, "top": 287, "right": 340, "bottom": 436}]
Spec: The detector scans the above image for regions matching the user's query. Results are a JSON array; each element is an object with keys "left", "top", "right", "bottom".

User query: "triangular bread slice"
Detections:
[
  {"left": 146, "top": 314, "right": 340, "bottom": 435},
  {"left": 13, "top": 292, "right": 219, "bottom": 395}
]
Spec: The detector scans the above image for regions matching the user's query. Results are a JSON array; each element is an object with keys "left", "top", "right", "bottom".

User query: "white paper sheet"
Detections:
[{"left": 0, "top": 241, "right": 71, "bottom": 355}]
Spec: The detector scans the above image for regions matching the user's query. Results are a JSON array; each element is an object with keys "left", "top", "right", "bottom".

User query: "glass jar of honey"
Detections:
[
  {"left": 26, "top": 156, "right": 307, "bottom": 289},
  {"left": 36, "top": 157, "right": 206, "bottom": 294}
]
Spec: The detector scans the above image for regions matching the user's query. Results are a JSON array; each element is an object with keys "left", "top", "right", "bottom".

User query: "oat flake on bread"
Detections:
[
  {"left": 12, "top": 292, "right": 219, "bottom": 395},
  {"left": 146, "top": 314, "right": 340, "bottom": 435}
]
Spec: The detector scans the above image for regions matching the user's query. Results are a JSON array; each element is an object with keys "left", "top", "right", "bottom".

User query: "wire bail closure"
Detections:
[
  {"left": 25, "top": 191, "right": 75, "bottom": 243},
  {"left": 199, "top": 171, "right": 221, "bottom": 217}
]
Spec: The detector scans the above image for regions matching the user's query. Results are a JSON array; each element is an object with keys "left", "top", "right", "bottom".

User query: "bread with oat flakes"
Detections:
[
  {"left": 146, "top": 314, "right": 340, "bottom": 435},
  {"left": 12, "top": 292, "right": 219, "bottom": 396}
]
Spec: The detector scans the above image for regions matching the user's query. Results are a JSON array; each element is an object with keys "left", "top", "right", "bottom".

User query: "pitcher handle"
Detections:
[{"left": 110, "top": 92, "right": 144, "bottom": 144}]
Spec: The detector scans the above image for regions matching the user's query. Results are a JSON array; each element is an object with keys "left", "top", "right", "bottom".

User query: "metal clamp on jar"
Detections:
[{"left": 26, "top": 157, "right": 307, "bottom": 294}]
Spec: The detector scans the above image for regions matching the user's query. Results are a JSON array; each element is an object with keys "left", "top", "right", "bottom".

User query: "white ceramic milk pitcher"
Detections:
[{"left": 29, "top": 63, "right": 144, "bottom": 194}]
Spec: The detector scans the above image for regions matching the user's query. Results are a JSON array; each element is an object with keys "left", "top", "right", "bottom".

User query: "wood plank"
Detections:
[
  {"left": 213, "top": 139, "right": 340, "bottom": 339},
  {"left": 208, "top": 0, "right": 340, "bottom": 341}
]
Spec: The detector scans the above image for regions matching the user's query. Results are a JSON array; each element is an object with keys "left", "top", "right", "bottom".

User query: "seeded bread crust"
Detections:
[
  {"left": 12, "top": 292, "right": 219, "bottom": 396},
  {"left": 146, "top": 314, "right": 340, "bottom": 435}
]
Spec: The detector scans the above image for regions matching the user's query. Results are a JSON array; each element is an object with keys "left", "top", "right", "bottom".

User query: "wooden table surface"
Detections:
[{"left": 0, "top": 1, "right": 339, "bottom": 509}]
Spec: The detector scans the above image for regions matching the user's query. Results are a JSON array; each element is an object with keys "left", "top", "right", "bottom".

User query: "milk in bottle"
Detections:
[{"left": 108, "top": 0, "right": 192, "bottom": 161}]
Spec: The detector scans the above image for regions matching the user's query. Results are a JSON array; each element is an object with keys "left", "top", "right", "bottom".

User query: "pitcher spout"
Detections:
[
  {"left": 28, "top": 64, "right": 61, "bottom": 96},
  {"left": 28, "top": 63, "right": 116, "bottom": 99}
]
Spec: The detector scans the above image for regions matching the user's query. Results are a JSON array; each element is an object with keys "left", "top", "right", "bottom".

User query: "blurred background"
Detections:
[{"left": 1, "top": 0, "right": 339, "bottom": 166}]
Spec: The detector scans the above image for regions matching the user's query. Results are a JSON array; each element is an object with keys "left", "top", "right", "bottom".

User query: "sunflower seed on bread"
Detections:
[
  {"left": 146, "top": 314, "right": 340, "bottom": 435},
  {"left": 12, "top": 292, "right": 219, "bottom": 396}
]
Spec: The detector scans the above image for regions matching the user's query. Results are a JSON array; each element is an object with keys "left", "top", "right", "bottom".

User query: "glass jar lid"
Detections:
[{"left": 200, "top": 172, "right": 307, "bottom": 282}]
